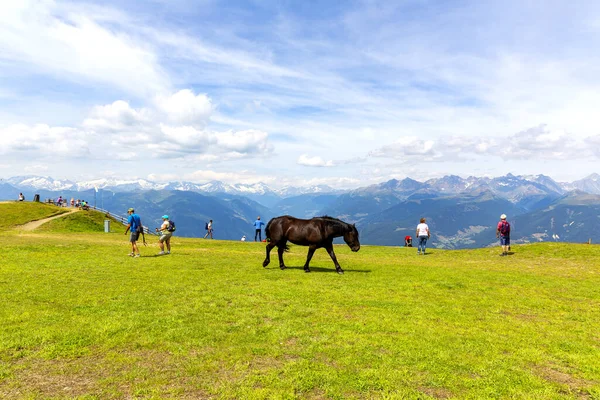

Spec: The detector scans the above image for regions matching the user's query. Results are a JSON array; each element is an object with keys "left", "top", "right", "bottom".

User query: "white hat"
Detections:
[{"left": 500, "top": 214, "right": 507, "bottom": 220}]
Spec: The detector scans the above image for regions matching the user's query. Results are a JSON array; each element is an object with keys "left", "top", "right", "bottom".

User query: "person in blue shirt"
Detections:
[
  {"left": 253, "top": 216, "right": 265, "bottom": 242},
  {"left": 124, "top": 207, "right": 143, "bottom": 257}
]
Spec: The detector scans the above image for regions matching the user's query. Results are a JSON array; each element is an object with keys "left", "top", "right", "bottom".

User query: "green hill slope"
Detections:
[
  {"left": 36, "top": 209, "right": 122, "bottom": 233},
  {"left": 1, "top": 226, "right": 599, "bottom": 398},
  {"left": 0, "top": 202, "right": 68, "bottom": 229}
]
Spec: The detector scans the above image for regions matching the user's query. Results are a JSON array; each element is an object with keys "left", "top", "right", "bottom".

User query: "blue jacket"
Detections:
[
  {"left": 128, "top": 213, "right": 142, "bottom": 232},
  {"left": 253, "top": 220, "right": 265, "bottom": 229}
]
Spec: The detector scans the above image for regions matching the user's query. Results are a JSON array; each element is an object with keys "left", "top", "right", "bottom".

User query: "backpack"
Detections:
[
  {"left": 168, "top": 220, "right": 176, "bottom": 232},
  {"left": 205, "top": 222, "right": 208, "bottom": 230},
  {"left": 499, "top": 221, "right": 510, "bottom": 235}
]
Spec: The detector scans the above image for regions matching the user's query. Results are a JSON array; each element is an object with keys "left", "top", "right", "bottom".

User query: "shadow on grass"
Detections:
[{"left": 274, "top": 266, "right": 371, "bottom": 273}]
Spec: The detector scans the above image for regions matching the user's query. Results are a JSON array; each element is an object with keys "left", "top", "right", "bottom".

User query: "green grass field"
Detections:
[
  {"left": 0, "top": 202, "right": 68, "bottom": 229},
  {"left": 37, "top": 209, "right": 121, "bottom": 233},
  {"left": 1, "top": 203, "right": 600, "bottom": 399}
]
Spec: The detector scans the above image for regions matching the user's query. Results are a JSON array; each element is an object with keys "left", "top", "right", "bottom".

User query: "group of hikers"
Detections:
[
  {"left": 122, "top": 211, "right": 273, "bottom": 257},
  {"left": 124, "top": 208, "right": 176, "bottom": 257},
  {"left": 52, "top": 196, "right": 89, "bottom": 209},
  {"left": 20, "top": 192, "right": 514, "bottom": 257},
  {"left": 124, "top": 207, "right": 512, "bottom": 258},
  {"left": 405, "top": 214, "right": 511, "bottom": 256}
]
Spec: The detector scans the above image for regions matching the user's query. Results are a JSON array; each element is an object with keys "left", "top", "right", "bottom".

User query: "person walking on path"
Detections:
[
  {"left": 124, "top": 207, "right": 143, "bottom": 257},
  {"left": 416, "top": 218, "right": 431, "bottom": 255},
  {"left": 496, "top": 214, "right": 511, "bottom": 256},
  {"left": 203, "top": 219, "right": 213, "bottom": 239},
  {"left": 156, "top": 215, "right": 173, "bottom": 255},
  {"left": 253, "top": 216, "right": 265, "bottom": 241}
]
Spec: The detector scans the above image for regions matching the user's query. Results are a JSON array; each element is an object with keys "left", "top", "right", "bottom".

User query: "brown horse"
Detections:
[{"left": 262, "top": 215, "right": 360, "bottom": 274}]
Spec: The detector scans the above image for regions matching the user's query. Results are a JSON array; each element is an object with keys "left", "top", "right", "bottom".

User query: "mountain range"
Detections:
[{"left": 2, "top": 173, "right": 600, "bottom": 248}]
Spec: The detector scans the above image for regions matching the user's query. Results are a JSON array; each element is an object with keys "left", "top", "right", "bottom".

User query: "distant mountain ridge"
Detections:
[
  {"left": 4, "top": 173, "right": 600, "bottom": 197},
  {"left": 3, "top": 175, "right": 341, "bottom": 198},
  {"left": 2, "top": 173, "right": 600, "bottom": 248}
]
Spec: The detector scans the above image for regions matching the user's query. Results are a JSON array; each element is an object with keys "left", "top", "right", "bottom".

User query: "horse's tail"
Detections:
[{"left": 265, "top": 218, "right": 274, "bottom": 241}]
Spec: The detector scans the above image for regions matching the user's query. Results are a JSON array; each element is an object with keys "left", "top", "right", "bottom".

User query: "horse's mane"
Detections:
[{"left": 315, "top": 215, "right": 352, "bottom": 231}]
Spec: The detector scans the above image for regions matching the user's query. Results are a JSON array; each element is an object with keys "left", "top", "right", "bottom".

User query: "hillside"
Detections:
[
  {"left": 1, "top": 205, "right": 600, "bottom": 398},
  {"left": 36, "top": 209, "right": 122, "bottom": 233},
  {"left": 0, "top": 201, "right": 69, "bottom": 229}
]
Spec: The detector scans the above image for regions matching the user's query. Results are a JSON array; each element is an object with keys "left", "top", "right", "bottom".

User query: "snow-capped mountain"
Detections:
[
  {"left": 74, "top": 178, "right": 169, "bottom": 191},
  {"left": 562, "top": 173, "right": 600, "bottom": 195},
  {"left": 4, "top": 173, "right": 600, "bottom": 200},
  {"left": 425, "top": 175, "right": 479, "bottom": 193},
  {"left": 6, "top": 176, "right": 76, "bottom": 191},
  {"left": 3, "top": 175, "right": 342, "bottom": 198}
]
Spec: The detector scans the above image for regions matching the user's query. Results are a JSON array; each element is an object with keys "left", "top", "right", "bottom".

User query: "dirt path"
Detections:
[{"left": 17, "top": 209, "right": 80, "bottom": 231}]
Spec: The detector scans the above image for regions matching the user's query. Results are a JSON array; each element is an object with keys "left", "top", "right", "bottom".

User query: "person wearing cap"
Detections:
[
  {"left": 496, "top": 214, "right": 511, "bottom": 256},
  {"left": 253, "top": 216, "right": 265, "bottom": 242},
  {"left": 156, "top": 215, "right": 172, "bottom": 255},
  {"left": 124, "top": 207, "right": 143, "bottom": 257}
]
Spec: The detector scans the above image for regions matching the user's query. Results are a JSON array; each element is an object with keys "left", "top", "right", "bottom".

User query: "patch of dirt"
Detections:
[
  {"left": 0, "top": 350, "right": 213, "bottom": 399},
  {"left": 16, "top": 209, "right": 79, "bottom": 231},
  {"left": 533, "top": 364, "right": 595, "bottom": 399},
  {"left": 419, "top": 386, "right": 453, "bottom": 399}
]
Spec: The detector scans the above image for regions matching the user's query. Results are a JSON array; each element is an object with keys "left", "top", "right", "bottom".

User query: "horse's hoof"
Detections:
[
  {"left": 280, "top": 265, "right": 286, "bottom": 270},
  {"left": 337, "top": 269, "right": 344, "bottom": 275},
  {"left": 304, "top": 269, "right": 311, "bottom": 273},
  {"left": 262, "top": 261, "right": 269, "bottom": 267}
]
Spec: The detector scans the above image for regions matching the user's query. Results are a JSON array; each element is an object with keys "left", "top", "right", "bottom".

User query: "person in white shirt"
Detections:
[
  {"left": 155, "top": 215, "right": 173, "bottom": 255},
  {"left": 203, "top": 220, "right": 213, "bottom": 239},
  {"left": 415, "top": 218, "right": 431, "bottom": 255}
]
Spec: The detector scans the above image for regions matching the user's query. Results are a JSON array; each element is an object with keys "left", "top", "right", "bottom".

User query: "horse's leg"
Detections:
[
  {"left": 325, "top": 244, "right": 344, "bottom": 274},
  {"left": 277, "top": 242, "right": 287, "bottom": 270},
  {"left": 263, "top": 241, "right": 276, "bottom": 267},
  {"left": 303, "top": 245, "right": 317, "bottom": 273}
]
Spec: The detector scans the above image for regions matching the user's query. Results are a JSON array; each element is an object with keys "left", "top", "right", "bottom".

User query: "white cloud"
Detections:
[
  {"left": 498, "top": 125, "right": 585, "bottom": 160},
  {"left": 297, "top": 154, "right": 335, "bottom": 167},
  {"left": 155, "top": 89, "right": 213, "bottom": 126},
  {"left": 366, "top": 124, "right": 591, "bottom": 164},
  {"left": 83, "top": 100, "right": 150, "bottom": 131},
  {"left": 0, "top": 124, "right": 89, "bottom": 157},
  {"left": 24, "top": 164, "right": 49, "bottom": 173},
  {"left": 0, "top": 0, "right": 167, "bottom": 97},
  {"left": 368, "top": 137, "right": 438, "bottom": 159},
  {"left": 0, "top": 90, "right": 272, "bottom": 162}
]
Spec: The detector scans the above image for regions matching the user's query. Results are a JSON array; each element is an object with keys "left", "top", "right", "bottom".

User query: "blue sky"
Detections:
[{"left": 1, "top": 0, "right": 599, "bottom": 187}]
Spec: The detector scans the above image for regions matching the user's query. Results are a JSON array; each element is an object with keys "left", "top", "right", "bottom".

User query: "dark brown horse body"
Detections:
[{"left": 262, "top": 215, "right": 360, "bottom": 274}]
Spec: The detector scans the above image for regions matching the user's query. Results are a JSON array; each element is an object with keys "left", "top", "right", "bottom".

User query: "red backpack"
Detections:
[{"left": 499, "top": 221, "right": 510, "bottom": 235}]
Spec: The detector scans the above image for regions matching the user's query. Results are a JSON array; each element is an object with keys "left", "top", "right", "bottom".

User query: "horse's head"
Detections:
[{"left": 344, "top": 224, "right": 360, "bottom": 252}]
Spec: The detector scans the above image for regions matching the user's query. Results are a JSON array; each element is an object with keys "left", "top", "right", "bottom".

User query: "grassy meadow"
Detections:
[
  {"left": 1, "top": 202, "right": 68, "bottom": 229},
  {"left": 1, "top": 203, "right": 600, "bottom": 399}
]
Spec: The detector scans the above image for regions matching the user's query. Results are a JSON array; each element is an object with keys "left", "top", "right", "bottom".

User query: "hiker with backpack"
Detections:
[
  {"left": 496, "top": 214, "right": 511, "bottom": 256},
  {"left": 156, "top": 215, "right": 175, "bottom": 255},
  {"left": 124, "top": 207, "right": 143, "bottom": 258},
  {"left": 203, "top": 220, "right": 213, "bottom": 239}
]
